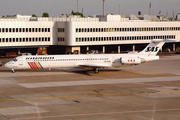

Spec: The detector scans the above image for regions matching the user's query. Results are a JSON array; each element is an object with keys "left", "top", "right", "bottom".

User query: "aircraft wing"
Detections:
[{"left": 78, "top": 63, "right": 110, "bottom": 68}]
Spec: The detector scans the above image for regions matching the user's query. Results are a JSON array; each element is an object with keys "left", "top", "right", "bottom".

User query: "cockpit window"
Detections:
[{"left": 13, "top": 58, "right": 17, "bottom": 62}]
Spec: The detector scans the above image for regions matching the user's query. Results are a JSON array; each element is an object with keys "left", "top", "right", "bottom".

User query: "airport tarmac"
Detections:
[{"left": 0, "top": 54, "right": 180, "bottom": 120}]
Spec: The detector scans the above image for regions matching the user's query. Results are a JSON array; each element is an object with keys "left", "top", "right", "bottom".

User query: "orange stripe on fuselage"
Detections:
[{"left": 35, "top": 62, "right": 41, "bottom": 69}]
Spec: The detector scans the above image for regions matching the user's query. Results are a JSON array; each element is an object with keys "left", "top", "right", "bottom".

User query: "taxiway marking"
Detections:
[
  {"left": 0, "top": 72, "right": 10, "bottom": 75},
  {"left": 18, "top": 76, "right": 180, "bottom": 88},
  {"left": 0, "top": 90, "right": 180, "bottom": 102},
  {"left": 13, "top": 108, "right": 180, "bottom": 120}
]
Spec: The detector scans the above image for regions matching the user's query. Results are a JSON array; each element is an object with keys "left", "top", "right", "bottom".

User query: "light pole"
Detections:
[
  {"left": 77, "top": 0, "right": 78, "bottom": 12},
  {"left": 118, "top": 4, "right": 120, "bottom": 15},
  {"left": 149, "top": 3, "right": 151, "bottom": 15},
  {"left": 103, "top": 0, "right": 105, "bottom": 16}
]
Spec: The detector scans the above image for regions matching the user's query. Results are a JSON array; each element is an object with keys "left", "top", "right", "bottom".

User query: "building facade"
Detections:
[{"left": 0, "top": 14, "right": 180, "bottom": 54}]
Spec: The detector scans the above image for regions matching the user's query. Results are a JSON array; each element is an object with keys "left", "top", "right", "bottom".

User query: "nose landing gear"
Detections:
[
  {"left": 93, "top": 68, "right": 99, "bottom": 73},
  {"left": 11, "top": 69, "right": 15, "bottom": 73}
]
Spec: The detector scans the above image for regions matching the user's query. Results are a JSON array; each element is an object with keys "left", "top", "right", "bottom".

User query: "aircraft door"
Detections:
[{"left": 18, "top": 57, "right": 23, "bottom": 65}]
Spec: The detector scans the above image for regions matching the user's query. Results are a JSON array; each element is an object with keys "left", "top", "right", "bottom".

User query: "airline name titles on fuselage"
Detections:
[{"left": 26, "top": 57, "right": 55, "bottom": 60}]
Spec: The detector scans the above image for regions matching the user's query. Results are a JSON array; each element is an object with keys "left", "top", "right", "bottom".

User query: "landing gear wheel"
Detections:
[
  {"left": 93, "top": 68, "right": 99, "bottom": 73},
  {"left": 11, "top": 69, "right": 15, "bottom": 73}
]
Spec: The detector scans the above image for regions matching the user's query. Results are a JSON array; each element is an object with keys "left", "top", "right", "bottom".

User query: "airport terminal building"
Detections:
[{"left": 0, "top": 14, "right": 180, "bottom": 54}]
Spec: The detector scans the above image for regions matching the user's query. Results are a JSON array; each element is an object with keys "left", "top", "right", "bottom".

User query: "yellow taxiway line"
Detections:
[{"left": 0, "top": 72, "right": 10, "bottom": 76}]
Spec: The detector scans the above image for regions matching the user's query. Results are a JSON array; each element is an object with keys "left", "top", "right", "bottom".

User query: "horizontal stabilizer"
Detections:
[{"left": 152, "top": 39, "right": 176, "bottom": 43}]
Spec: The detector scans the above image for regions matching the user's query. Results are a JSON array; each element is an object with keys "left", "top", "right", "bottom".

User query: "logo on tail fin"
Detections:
[{"left": 145, "top": 47, "right": 159, "bottom": 52}]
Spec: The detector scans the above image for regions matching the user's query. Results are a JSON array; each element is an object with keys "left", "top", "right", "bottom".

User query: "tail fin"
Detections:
[{"left": 138, "top": 39, "right": 175, "bottom": 56}]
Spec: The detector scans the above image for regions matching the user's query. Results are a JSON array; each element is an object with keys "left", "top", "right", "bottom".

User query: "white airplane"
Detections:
[{"left": 4, "top": 40, "right": 173, "bottom": 73}]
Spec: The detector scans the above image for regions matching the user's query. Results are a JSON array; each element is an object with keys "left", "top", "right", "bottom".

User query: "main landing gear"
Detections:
[
  {"left": 11, "top": 69, "right": 15, "bottom": 73},
  {"left": 93, "top": 68, "right": 99, "bottom": 73}
]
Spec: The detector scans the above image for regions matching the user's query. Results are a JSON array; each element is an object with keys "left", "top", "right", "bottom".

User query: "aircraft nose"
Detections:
[{"left": 4, "top": 63, "right": 10, "bottom": 68}]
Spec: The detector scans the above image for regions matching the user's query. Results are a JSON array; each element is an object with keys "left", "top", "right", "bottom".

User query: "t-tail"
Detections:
[{"left": 139, "top": 39, "right": 175, "bottom": 56}]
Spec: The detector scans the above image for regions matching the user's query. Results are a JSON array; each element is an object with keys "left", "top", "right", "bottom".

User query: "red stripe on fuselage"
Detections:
[
  {"left": 33, "top": 62, "right": 39, "bottom": 69},
  {"left": 29, "top": 62, "right": 35, "bottom": 69},
  {"left": 28, "top": 62, "right": 33, "bottom": 69}
]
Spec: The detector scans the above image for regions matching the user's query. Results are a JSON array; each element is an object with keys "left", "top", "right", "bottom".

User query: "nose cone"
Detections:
[{"left": 4, "top": 63, "right": 10, "bottom": 68}]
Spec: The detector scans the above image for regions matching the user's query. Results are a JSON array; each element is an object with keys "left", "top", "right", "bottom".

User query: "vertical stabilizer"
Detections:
[{"left": 138, "top": 40, "right": 174, "bottom": 56}]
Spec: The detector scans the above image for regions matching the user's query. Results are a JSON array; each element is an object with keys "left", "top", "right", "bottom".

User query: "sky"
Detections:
[{"left": 0, "top": 0, "right": 179, "bottom": 17}]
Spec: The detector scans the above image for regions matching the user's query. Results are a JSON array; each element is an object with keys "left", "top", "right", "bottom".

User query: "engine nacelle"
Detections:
[{"left": 120, "top": 58, "right": 145, "bottom": 65}]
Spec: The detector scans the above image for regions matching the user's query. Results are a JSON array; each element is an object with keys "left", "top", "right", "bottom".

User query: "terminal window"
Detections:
[
  {"left": 76, "top": 28, "right": 78, "bottom": 32},
  {"left": 58, "top": 28, "right": 65, "bottom": 32},
  {"left": 76, "top": 35, "right": 175, "bottom": 42},
  {"left": 76, "top": 27, "right": 180, "bottom": 33}
]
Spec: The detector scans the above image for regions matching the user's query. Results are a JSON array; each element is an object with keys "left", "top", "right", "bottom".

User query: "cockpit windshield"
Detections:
[{"left": 12, "top": 58, "right": 17, "bottom": 62}]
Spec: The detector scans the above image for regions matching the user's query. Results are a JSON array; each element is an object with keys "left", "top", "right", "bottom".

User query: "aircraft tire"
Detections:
[
  {"left": 93, "top": 68, "right": 99, "bottom": 73},
  {"left": 11, "top": 69, "right": 15, "bottom": 73}
]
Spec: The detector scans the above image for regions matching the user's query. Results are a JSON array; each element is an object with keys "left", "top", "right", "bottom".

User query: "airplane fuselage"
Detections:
[{"left": 5, "top": 54, "right": 151, "bottom": 70}]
